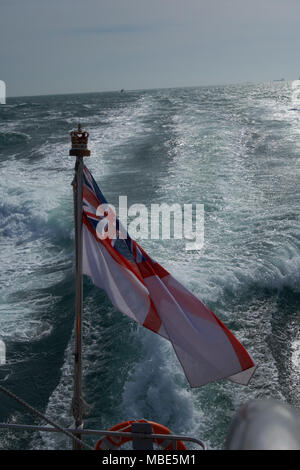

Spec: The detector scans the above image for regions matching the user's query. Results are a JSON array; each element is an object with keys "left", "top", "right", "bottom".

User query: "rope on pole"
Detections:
[{"left": 0, "top": 383, "right": 94, "bottom": 450}]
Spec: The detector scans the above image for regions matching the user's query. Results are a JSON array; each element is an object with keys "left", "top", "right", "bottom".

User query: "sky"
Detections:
[{"left": 1, "top": 0, "right": 300, "bottom": 97}]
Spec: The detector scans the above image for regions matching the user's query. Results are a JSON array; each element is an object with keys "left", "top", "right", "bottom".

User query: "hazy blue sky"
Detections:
[{"left": 1, "top": 0, "right": 300, "bottom": 96}]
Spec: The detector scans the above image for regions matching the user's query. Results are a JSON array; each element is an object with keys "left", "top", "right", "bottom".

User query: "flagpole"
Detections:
[{"left": 70, "top": 124, "right": 90, "bottom": 450}]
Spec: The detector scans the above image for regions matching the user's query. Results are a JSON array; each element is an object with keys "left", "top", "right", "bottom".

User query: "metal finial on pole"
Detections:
[
  {"left": 70, "top": 123, "right": 90, "bottom": 450},
  {"left": 70, "top": 124, "right": 90, "bottom": 157}
]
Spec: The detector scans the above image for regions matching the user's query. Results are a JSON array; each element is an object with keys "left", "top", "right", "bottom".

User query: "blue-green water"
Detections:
[{"left": 0, "top": 82, "right": 299, "bottom": 450}]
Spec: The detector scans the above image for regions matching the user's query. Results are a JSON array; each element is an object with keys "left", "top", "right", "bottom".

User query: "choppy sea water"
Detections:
[{"left": 0, "top": 82, "right": 299, "bottom": 450}]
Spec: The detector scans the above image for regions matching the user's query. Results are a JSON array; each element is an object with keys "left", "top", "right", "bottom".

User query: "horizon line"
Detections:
[{"left": 4, "top": 78, "right": 286, "bottom": 100}]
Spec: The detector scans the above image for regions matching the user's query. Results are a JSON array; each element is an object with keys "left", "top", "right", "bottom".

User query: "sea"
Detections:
[{"left": 0, "top": 81, "right": 299, "bottom": 450}]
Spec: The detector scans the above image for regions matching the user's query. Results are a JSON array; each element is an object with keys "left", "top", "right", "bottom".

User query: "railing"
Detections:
[
  {"left": 0, "top": 383, "right": 206, "bottom": 450},
  {"left": 0, "top": 422, "right": 206, "bottom": 450}
]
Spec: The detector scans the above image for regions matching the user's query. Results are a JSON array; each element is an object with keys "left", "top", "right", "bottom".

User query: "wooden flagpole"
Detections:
[{"left": 70, "top": 124, "right": 90, "bottom": 450}]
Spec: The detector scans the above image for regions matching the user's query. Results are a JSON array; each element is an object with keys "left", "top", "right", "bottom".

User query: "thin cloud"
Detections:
[{"left": 61, "top": 23, "right": 165, "bottom": 36}]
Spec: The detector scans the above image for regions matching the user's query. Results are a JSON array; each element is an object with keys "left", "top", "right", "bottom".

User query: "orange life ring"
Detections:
[{"left": 95, "top": 419, "right": 187, "bottom": 450}]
